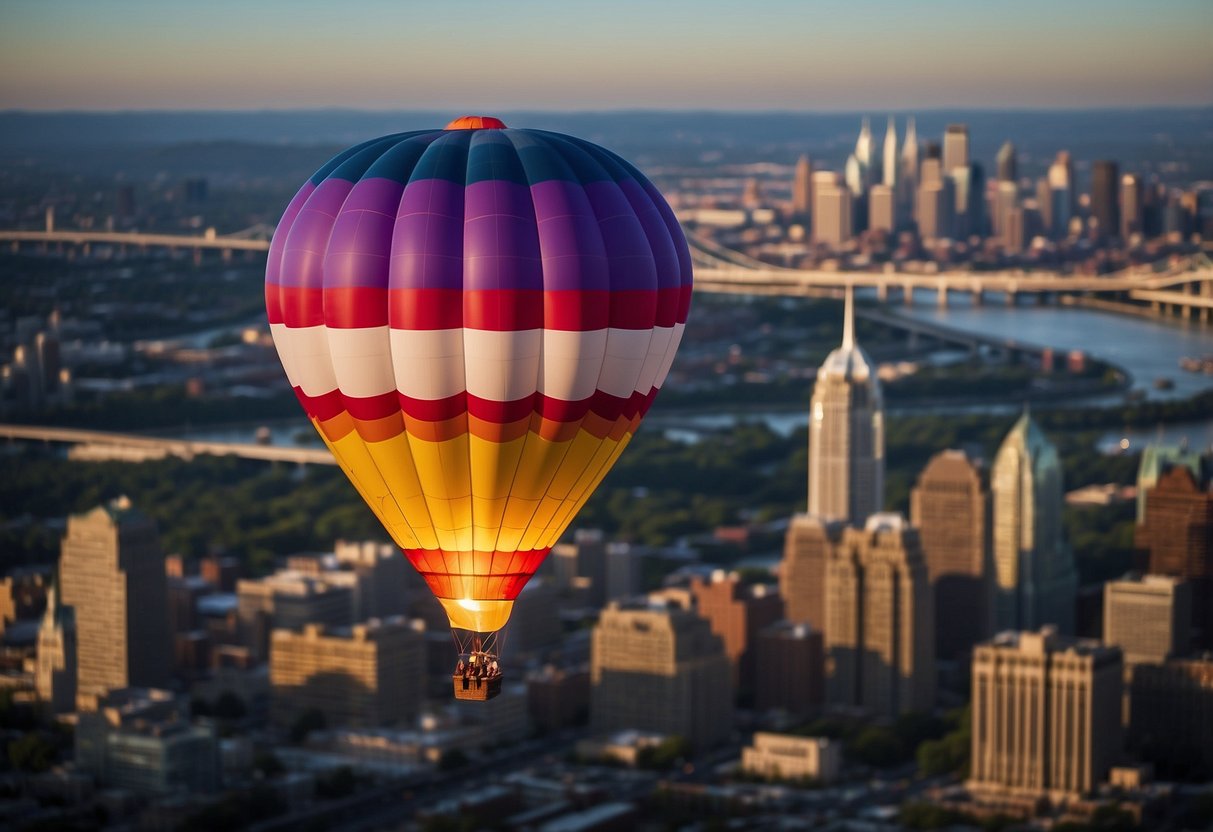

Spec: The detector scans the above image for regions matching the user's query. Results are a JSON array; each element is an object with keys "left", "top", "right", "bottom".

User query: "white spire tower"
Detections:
[
  {"left": 807, "top": 283, "right": 885, "bottom": 523},
  {"left": 882, "top": 116, "right": 898, "bottom": 188}
]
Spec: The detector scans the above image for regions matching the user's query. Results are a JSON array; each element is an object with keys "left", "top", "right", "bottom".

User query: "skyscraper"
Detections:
[
  {"left": 824, "top": 514, "right": 935, "bottom": 718},
  {"left": 755, "top": 620, "right": 825, "bottom": 717},
  {"left": 58, "top": 498, "right": 171, "bottom": 710},
  {"left": 35, "top": 589, "right": 76, "bottom": 713},
  {"left": 1135, "top": 464, "right": 1213, "bottom": 649},
  {"left": 1047, "top": 151, "right": 1075, "bottom": 237},
  {"left": 854, "top": 117, "right": 874, "bottom": 182},
  {"left": 1135, "top": 444, "right": 1205, "bottom": 523},
  {"left": 995, "top": 140, "right": 1018, "bottom": 183},
  {"left": 792, "top": 154, "right": 813, "bottom": 217},
  {"left": 942, "top": 124, "right": 969, "bottom": 174},
  {"left": 910, "top": 449, "right": 992, "bottom": 660},
  {"left": 807, "top": 286, "right": 884, "bottom": 522},
  {"left": 916, "top": 180, "right": 950, "bottom": 242},
  {"left": 844, "top": 154, "right": 864, "bottom": 197},
  {"left": 812, "top": 172, "right": 853, "bottom": 247},
  {"left": 590, "top": 600, "right": 733, "bottom": 749},
  {"left": 901, "top": 117, "right": 919, "bottom": 218},
  {"left": 882, "top": 116, "right": 898, "bottom": 188},
  {"left": 869, "top": 184, "right": 895, "bottom": 234},
  {"left": 1120, "top": 173, "right": 1143, "bottom": 241},
  {"left": 970, "top": 629, "right": 1123, "bottom": 800},
  {"left": 951, "top": 163, "right": 985, "bottom": 239},
  {"left": 781, "top": 515, "right": 844, "bottom": 629},
  {"left": 991, "top": 413, "right": 1077, "bottom": 634},
  {"left": 1103, "top": 574, "right": 1191, "bottom": 665},
  {"left": 1091, "top": 160, "right": 1120, "bottom": 240},
  {"left": 993, "top": 181, "right": 1019, "bottom": 242}
]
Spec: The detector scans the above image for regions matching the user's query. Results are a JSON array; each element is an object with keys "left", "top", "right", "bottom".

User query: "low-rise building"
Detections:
[{"left": 741, "top": 732, "right": 841, "bottom": 783}]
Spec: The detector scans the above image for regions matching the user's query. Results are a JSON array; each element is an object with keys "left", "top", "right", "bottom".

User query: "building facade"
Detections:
[
  {"left": 807, "top": 287, "right": 884, "bottom": 524},
  {"left": 741, "top": 733, "right": 841, "bottom": 783},
  {"left": 1103, "top": 574, "right": 1191, "bottom": 665},
  {"left": 910, "top": 449, "right": 991, "bottom": 660},
  {"left": 970, "top": 629, "right": 1123, "bottom": 800},
  {"left": 590, "top": 602, "right": 732, "bottom": 750},
  {"left": 689, "top": 572, "right": 783, "bottom": 697},
  {"left": 780, "top": 515, "right": 844, "bottom": 629},
  {"left": 754, "top": 620, "right": 824, "bottom": 718},
  {"left": 991, "top": 413, "right": 1077, "bottom": 634},
  {"left": 58, "top": 498, "right": 171, "bottom": 710},
  {"left": 824, "top": 514, "right": 935, "bottom": 717},
  {"left": 270, "top": 617, "right": 426, "bottom": 729}
]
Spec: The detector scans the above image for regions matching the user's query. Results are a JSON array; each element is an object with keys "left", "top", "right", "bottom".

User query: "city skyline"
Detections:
[{"left": 1, "top": 1, "right": 1211, "bottom": 111}]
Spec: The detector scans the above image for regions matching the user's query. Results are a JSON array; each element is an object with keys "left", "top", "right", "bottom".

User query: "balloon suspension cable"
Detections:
[{"left": 450, "top": 626, "right": 508, "bottom": 675}]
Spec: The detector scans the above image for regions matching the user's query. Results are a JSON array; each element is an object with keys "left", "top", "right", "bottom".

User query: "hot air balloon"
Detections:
[{"left": 265, "top": 116, "right": 692, "bottom": 700}]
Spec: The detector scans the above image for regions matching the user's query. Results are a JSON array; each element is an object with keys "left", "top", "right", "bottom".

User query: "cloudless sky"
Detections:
[{"left": 1, "top": 0, "right": 1210, "bottom": 111}]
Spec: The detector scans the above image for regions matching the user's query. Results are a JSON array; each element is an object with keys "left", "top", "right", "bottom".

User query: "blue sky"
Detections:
[{"left": 1, "top": 0, "right": 1210, "bottom": 110}]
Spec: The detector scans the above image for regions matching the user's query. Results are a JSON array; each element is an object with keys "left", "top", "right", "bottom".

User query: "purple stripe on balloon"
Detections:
[
  {"left": 531, "top": 180, "right": 609, "bottom": 292},
  {"left": 583, "top": 180, "right": 658, "bottom": 292},
  {"left": 278, "top": 178, "right": 353, "bottom": 289},
  {"left": 463, "top": 180, "right": 542, "bottom": 292},
  {"left": 266, "top": 180, "right": 316, "bottom": 286},
  {"left": 641, "top": 179, "right": 694, "bottom": 292},
  {"left": 618, "top": 178, "right": 680, "bottom": 292},
  {"left": 323, "top": 178, "right": 404, "bottom": 290},
  {"left": 390, "top": 179, "right": 465, "bottom": 291}
]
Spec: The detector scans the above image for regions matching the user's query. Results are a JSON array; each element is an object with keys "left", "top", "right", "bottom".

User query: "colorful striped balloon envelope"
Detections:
[{"left": 265, "top": 116, "right": 692, "bottom": 641}]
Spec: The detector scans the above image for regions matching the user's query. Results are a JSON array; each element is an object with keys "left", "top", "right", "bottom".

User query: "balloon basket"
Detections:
[{"left": 453, "top": 673, "right": 502, "bottom": 701}]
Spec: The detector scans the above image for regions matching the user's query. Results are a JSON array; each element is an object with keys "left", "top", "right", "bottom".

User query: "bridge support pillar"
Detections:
[
  {"left": 193, "top": 248, "right": 202, "bottom": 266},
  {"left": 222, "top": 248, "right": 232, "bottom": 263},
  {"left": 972, "top": 288, "right": 983, "bottom": 306},
  {"left": 937, "top": 287, "right": 948, "bottom": 309},
  {"left": 876, "top": 283, "right": 888, "bottom": 302},
  {"left": 904, "top": 284, "right": 914, "bottom": 305},
  {"left": 1006, "top": 291, "right": 1016, "bottom": 306}
]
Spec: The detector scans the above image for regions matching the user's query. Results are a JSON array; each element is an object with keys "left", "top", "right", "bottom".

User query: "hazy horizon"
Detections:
[{"left": 2, "top": 1, "right": 1210, "bottom": 111}]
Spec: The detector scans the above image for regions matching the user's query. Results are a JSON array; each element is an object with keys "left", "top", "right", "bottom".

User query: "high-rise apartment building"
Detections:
[
  {"left": 58, "top": 498, "right": 171, "bottom": 710},
  {"left": 755, "top": 620, "right": 825, "bottom": 717},
  {"left": 1120, "top": 174, "right": 1143, "bottom": 241},
  {"left": 1135, "top": 464, "right": 1213, "bottom": 649},
  {"left": 812, "top": 172, "right": 853, "bottom": 247},
  {"left": 917, "top": 180, "right": 950, "bottom": 242},
  {"left": 869, "top": 184, "right": 895, "bottom": 234},
  {"left": 970, "top": 629, "right": 1123, "bottom": 799},
  {"left": 1047, "top": 151, "right": 1075, "bottom": 237},
  {"left": 792, "top": 154, "right": 813, "bottom": 217},
  {"left": 824, "top": 514, "right": 935, "bottom": 718},
  {"left": 690, "top": 571, "right": 783, "bottom": 696},
  {"left": 781, "top": 515, "right": 844, "bottom": 629},
  {"left": 1091, "top": 160, "right": 1120, "bottom": 240},
  {"left": 590, "top": 601, "right": 732, "bottom": 749},
  {"left": 942, "top": 124, "right": 970, "bottom": 174},
  {"left": 807, "top": 287, "right": 884, "bottom": 523},
  {"left": 991, "top": 413, "right": 1077, "bottom": 634},
  {"left": 270, "top": 617, "right": 426, "bottom": 729},
  {"left": 1126, "top": 657, "right": 1213, "bottom": 778},
  {"left": 910, "top": 449, "right": 991, "bottom": 660},
  {"left": 1103, "top": 574, "right": 1191, "bottom": 665}
]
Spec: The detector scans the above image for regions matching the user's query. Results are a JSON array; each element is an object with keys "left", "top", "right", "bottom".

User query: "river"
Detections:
[{"left": 168, "top": 299, "right": 1213, "bottom": 454}]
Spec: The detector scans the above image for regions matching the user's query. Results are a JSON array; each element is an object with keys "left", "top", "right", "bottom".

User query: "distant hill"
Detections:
[{"left": 1, "top": 107, "right": 1210, "bottom": 184}]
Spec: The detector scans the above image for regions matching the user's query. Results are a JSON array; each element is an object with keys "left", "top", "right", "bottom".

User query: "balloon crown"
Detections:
[{"left": 444, "top": 115, "right": 507, "bottom": 130}]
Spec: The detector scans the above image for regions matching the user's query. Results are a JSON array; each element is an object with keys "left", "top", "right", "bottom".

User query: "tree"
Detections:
[{"left": 8, "top": 732, "right": 57, "bottom": 772}]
